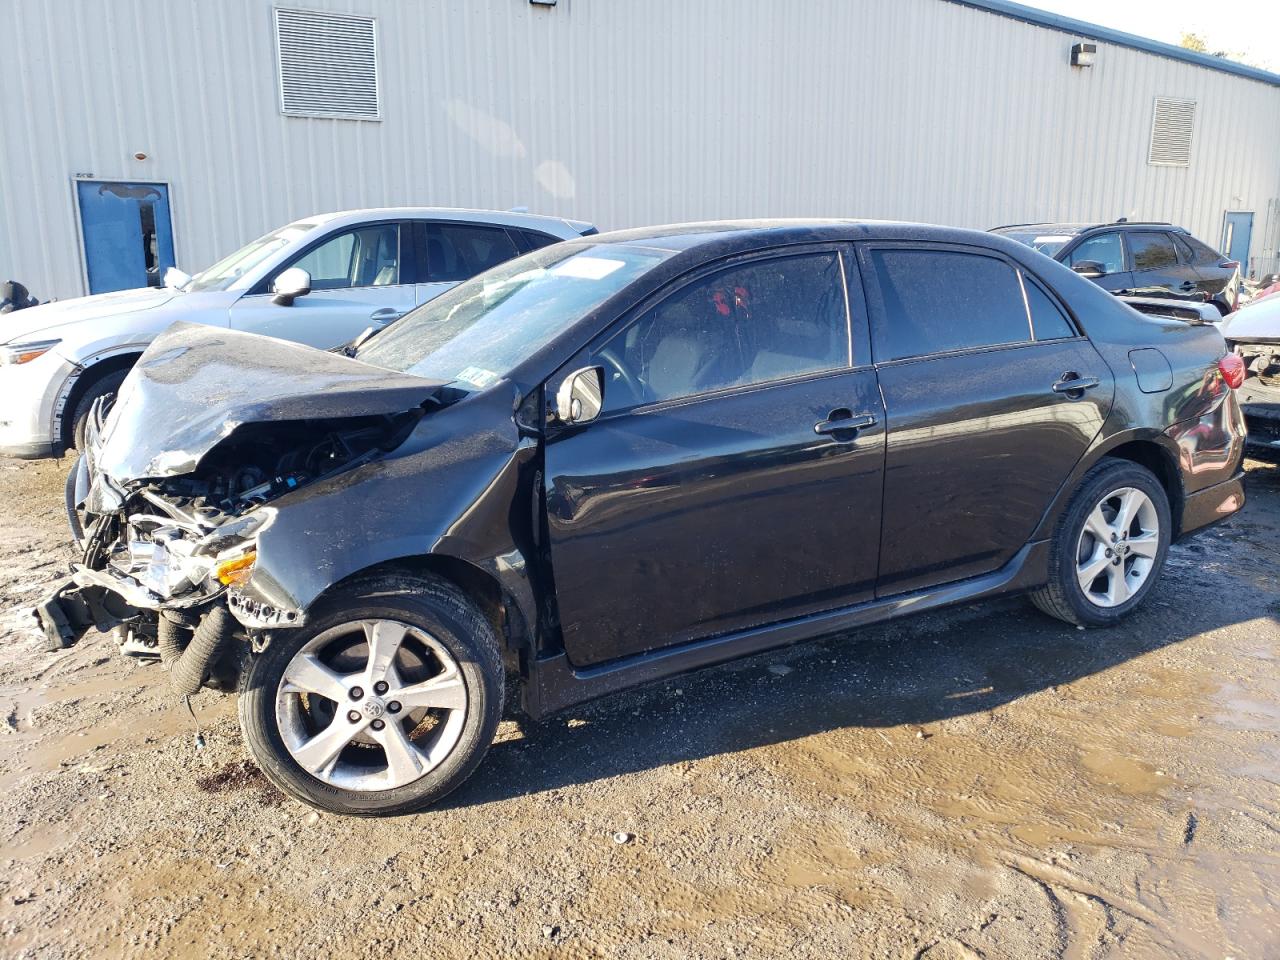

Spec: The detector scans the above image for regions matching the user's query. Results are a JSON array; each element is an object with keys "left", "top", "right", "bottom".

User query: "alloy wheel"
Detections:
[
  {"left": 274, "top": 619, "right": 468, "bottom": 791},
  {"left": 1075, "top": 486, "right": 1160, "bottom": 608}
]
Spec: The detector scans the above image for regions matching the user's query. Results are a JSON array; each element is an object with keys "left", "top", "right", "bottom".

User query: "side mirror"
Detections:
[
  {"left": 271, "top": 267, "right": 312, "bottom": 306},
  {"left": 163, "top": 267, "right": 191, "bottom": 290},
  {"left": 1072, "top": 260, "right": 1106, "bottom": 280},
  {"left": 555, "top": 366, "right": 604, "bottom": 425}
]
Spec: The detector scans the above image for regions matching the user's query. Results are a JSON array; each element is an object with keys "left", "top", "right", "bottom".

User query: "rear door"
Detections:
[
  {"left": 414, "top": 221, "right": 522, "bottom": 305},
  {"left": 858, "top": 243, "right": 1115, "bottom": 596},
  {"left": 229, "top": 221, "right": 417, "bottom": 348},
  {"left": 1062, "top": 231, "right": 1133, "bottom": 295},
  {"left": 1128, "top": 231, "right": 1196, "bottom": 302},
  {"left": 1177, "top": 233, "right": 1239, "bottom": 309},
  {"left": 543, "top": 246, "right": 886, "bottom": 666}
]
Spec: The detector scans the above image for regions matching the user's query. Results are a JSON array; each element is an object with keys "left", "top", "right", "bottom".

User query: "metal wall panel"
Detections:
[{"left": 2, "top": 0, "right": 1279, "bottom": 300}]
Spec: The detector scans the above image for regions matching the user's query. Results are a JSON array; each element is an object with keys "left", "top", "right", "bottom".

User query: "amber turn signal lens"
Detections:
[{"left": 215, "top": 552, "right": 256, "bottom": 586}]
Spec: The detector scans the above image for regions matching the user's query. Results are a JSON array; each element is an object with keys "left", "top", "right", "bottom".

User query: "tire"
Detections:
[
  {"left": 70, "top": 369, "right": 128, "bottom": 451},
  {"left": 238, "top": 573, "right": 503, "bottom": 816},
  {"left": 1030, "top": 458, "right": 1171, "bottom": 627}
]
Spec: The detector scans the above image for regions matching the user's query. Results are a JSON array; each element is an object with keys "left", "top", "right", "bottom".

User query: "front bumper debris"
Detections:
[{"left": 33, "top": 575, "right": 140, "bottom": 652}]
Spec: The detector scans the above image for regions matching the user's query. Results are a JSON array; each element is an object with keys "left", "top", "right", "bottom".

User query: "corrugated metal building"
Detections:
[{"left": 3, "top": 0, "right": 1279, "bottom": 301}]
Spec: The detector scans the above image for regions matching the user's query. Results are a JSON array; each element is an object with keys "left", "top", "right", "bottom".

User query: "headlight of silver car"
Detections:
[{"left": 0, "top": 339, "right": 61, "bottom": 365}]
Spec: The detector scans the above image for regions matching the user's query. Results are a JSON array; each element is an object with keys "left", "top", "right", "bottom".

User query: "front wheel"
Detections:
[
  {"left": 1031, "top": 459, "right": 1171, "bottom": 627},
  {"left": 239, "top": 573, "right": 503, "bottom": 816}
]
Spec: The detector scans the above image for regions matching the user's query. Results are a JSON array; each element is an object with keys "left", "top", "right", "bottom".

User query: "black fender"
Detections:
[{"left": 230, "top": 386, "right": 544, "bottom": 657}]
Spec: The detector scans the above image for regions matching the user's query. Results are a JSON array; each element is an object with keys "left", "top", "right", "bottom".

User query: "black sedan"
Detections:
[
  {"left": 38, "top": 220, "right": 1247, "bottom": 815},
  {"left": 992, "top": 221, "right": 1241, "bottom": 315}
]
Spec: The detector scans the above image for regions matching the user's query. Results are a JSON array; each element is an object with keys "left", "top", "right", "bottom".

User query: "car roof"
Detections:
[
  {"left": 992, "top": 221, "right": 1185, "bottom": 235},
  {"left": 584, "top": 218, "right": 1003, "bottom": 253},
  {"left": 297, "top": 207, "right": 594, "bottom": 238}
]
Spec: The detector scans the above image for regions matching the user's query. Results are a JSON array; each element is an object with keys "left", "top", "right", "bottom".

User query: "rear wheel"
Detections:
[
  {"left": 239, "top": 574, "right": 503, "bottom": 816},
  {"left": 1031, "top": 459, "right": 1171, "bottom": 627}
]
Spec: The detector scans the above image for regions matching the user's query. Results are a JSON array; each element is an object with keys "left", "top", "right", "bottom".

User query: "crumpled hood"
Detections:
[
  {"left": 1222, "top": 297, "right": 1280, "bottom": 343},
  {"left": 94, "top": 322, "right": 447, "bottom": 482},
  {"left": 1, "top": 287, "right": 177, "bottom": 343}
]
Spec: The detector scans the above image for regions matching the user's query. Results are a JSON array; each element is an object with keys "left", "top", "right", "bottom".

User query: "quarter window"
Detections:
[
  {"left": 1129, "top": 232, "right": 1179, "bottom": 271},
  {"left": 595, "top": 252, "right": 850, "bottom": 412},
  {"left": 423, "top": 224, "right": 519, "bottom": 282},
  {"left": 867, "top": 249, "right": 1031, "bottom": 362},
  {"left": 1021, "top": 275, "right": 1076, "bottom": 340},
  {"left": 1066, "top": 233, "right": 1124, "bottom": 274},
  {"left": 285, "top": 224, "right": 400, "bottom": 289}
]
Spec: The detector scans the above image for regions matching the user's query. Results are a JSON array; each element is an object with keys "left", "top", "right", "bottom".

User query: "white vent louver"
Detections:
[
  {"left": 275, "top": 7, "right": 380, "bottom": 120},
  {"left": 1148, "top": 97, "right": 1195, "bottom": 167}
]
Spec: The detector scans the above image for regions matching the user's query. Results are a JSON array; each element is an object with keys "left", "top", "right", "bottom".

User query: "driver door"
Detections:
[
  {"left": 229, "top": 221, "right": 418, "bottom": 349},
  {"left": 542, "top": 247, "right": 886, "bottom": 667}
]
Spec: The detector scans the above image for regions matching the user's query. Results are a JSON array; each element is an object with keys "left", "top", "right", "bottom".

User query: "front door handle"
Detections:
[
  {"left": 1179, "top": 280, "right": 1197, "bottom": 292},
  {"left": 1052, "top": 373, "right": 1100, "bottom": 398},
  {"left": 814, "top": 409, "right": 879, "bottom": 438}
]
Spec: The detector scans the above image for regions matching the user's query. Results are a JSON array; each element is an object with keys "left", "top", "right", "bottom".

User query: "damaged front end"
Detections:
[{"left": 33, "top": 322, "right": 446, "bottom": 694}]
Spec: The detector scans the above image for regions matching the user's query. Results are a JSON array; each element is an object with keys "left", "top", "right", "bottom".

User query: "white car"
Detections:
[
  {"left": 0, "top": 208, "right": 595, "bottom": 459},
  {"left": 1221, "top": 295, "right": 1280, "bottom": 458}
]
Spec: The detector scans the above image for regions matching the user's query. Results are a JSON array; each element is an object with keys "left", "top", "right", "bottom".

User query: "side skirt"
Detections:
[{"left": 523, "top": 539, "right": 1050, "bottom": 719}]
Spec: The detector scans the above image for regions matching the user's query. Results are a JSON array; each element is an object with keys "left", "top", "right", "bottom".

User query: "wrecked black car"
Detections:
[{"left": 35, "top": 221, "right": 1248, "bottom": 815}]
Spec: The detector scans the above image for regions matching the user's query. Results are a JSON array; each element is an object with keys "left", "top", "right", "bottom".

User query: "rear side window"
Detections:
[
  {"left": 520, "top": 229, "right": 560, "bottom": 251},
  {"left": 423, "top": 223, "right": 519, "bottom": 282},
  {"left": 1066, "top": 233, "right": 1124, "bottom": 274},
  {"left": 1129, "top": 232, "right": 1178, "bottom": 271},
  {"left": 866, "top": 249, "right": 1031, "bottom": 362},
  {"left": 1182, "top": 234, "right": 1224, "bottom": 264}
]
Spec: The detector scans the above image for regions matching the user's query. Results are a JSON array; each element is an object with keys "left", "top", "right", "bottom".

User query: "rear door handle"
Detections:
[
  {"left": 814, "top": 410, "right": 879, "bottom": 436},
  {"left": 370, "top": 307, "right": 404, "bottom": 325},
  {"left": 1052, "top": 373, "right": 1100, "bottom": 396}
]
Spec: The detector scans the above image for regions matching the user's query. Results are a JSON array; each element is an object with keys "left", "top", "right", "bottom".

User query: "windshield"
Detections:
[
  {"left": 357, "top": 243, "right": 674, "bottom": 386},
  {"left": 185, "top": 220, "right": 321, "bottom": 292},
  {"left": 996, "top": 230, "right": 1077, "bottom": 258}
]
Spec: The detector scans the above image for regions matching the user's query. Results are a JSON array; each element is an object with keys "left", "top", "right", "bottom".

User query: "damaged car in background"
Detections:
[
  {"left": 33, "top": 221, "right": 1247, "bottom": 815},
  {"left": 1221, "top": 294, "right": 1280, "bottom": 460}
]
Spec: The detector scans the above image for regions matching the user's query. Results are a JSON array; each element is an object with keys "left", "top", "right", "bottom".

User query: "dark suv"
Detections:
[
  {"left": 992, "top": 221, "right": 1241, "bottom": 315},
  {"left": 38, "top": 221, "right": 1247, "bottom": 815}
]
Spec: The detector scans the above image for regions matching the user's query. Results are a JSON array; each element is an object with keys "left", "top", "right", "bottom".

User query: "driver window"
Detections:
[
  {"left": 1066, "top": 233, "right": 1124, "bottom": 274},
  {"left": 285, "top": 224, "right": 400, "bottom": 290},
  {"left": 593, "top": 252, "right": 849, "bottom": 413}
]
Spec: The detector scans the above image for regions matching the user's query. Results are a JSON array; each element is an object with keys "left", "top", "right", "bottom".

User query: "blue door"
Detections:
[
  {"left": 76, "top": 180, "right": 175, "bottom": 294},
  {"left": 1221, "top": 212, "right": 1253, "bottom": 272}
]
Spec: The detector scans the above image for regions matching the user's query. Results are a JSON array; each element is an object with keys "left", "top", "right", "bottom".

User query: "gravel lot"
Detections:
[{"left": 1, "top": 454, "right": 1277, "bottom": 959}]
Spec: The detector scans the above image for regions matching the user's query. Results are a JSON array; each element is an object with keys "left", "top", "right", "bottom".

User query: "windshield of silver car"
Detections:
[
  {"left": 185, "top": 220, "right": 322, "bottom": 292},
  {"left": 356, "top": 243, "right": 674, "bottom": 388}
]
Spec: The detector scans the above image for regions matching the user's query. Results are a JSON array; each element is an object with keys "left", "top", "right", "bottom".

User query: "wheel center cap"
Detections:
[{"left": 361, "top": 696, "right": 387, "bottom": 719}]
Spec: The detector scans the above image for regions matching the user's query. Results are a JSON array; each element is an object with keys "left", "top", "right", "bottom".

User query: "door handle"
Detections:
[
  {"left": 814, "top": 410, "right": 879, "bottom": 437},
  {"left": 1052, "top": 373, "right": 1100, "bottom": 397},
  {"left": 370, "top": 307, "right": 403, "bottom": 325},
  {"left": 1179, "top": 281, "right": 1197, "bottom": 291}
]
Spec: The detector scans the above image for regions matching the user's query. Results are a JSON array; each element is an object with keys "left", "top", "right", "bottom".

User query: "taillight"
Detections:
[{"left": 1219, "top": 353, "right": 1245, "bottom": 389}]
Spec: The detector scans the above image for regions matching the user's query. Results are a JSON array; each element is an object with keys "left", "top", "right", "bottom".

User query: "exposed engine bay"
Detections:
[
  {"left": 36, "top": 411, "right": 424, "bottom": 692},
  {"left": 1232, "top": 340, "right": 1280, "bottom": 453}
]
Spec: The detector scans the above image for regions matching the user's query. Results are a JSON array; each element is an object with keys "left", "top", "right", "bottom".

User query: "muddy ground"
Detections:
[{"left": 0, "top": 455, "right": 1277, "bottom": 960}]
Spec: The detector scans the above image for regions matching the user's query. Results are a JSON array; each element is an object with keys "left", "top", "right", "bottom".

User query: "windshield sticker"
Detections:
[
  {"left": 456, "top": 366, "right": 500, "bottom": 388},
  {"left": 1033, "top": 235, "right": 1074, "bottom": 245},
  {"left": 551, "top": 257, "right": 628, "bottom": 280}
]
